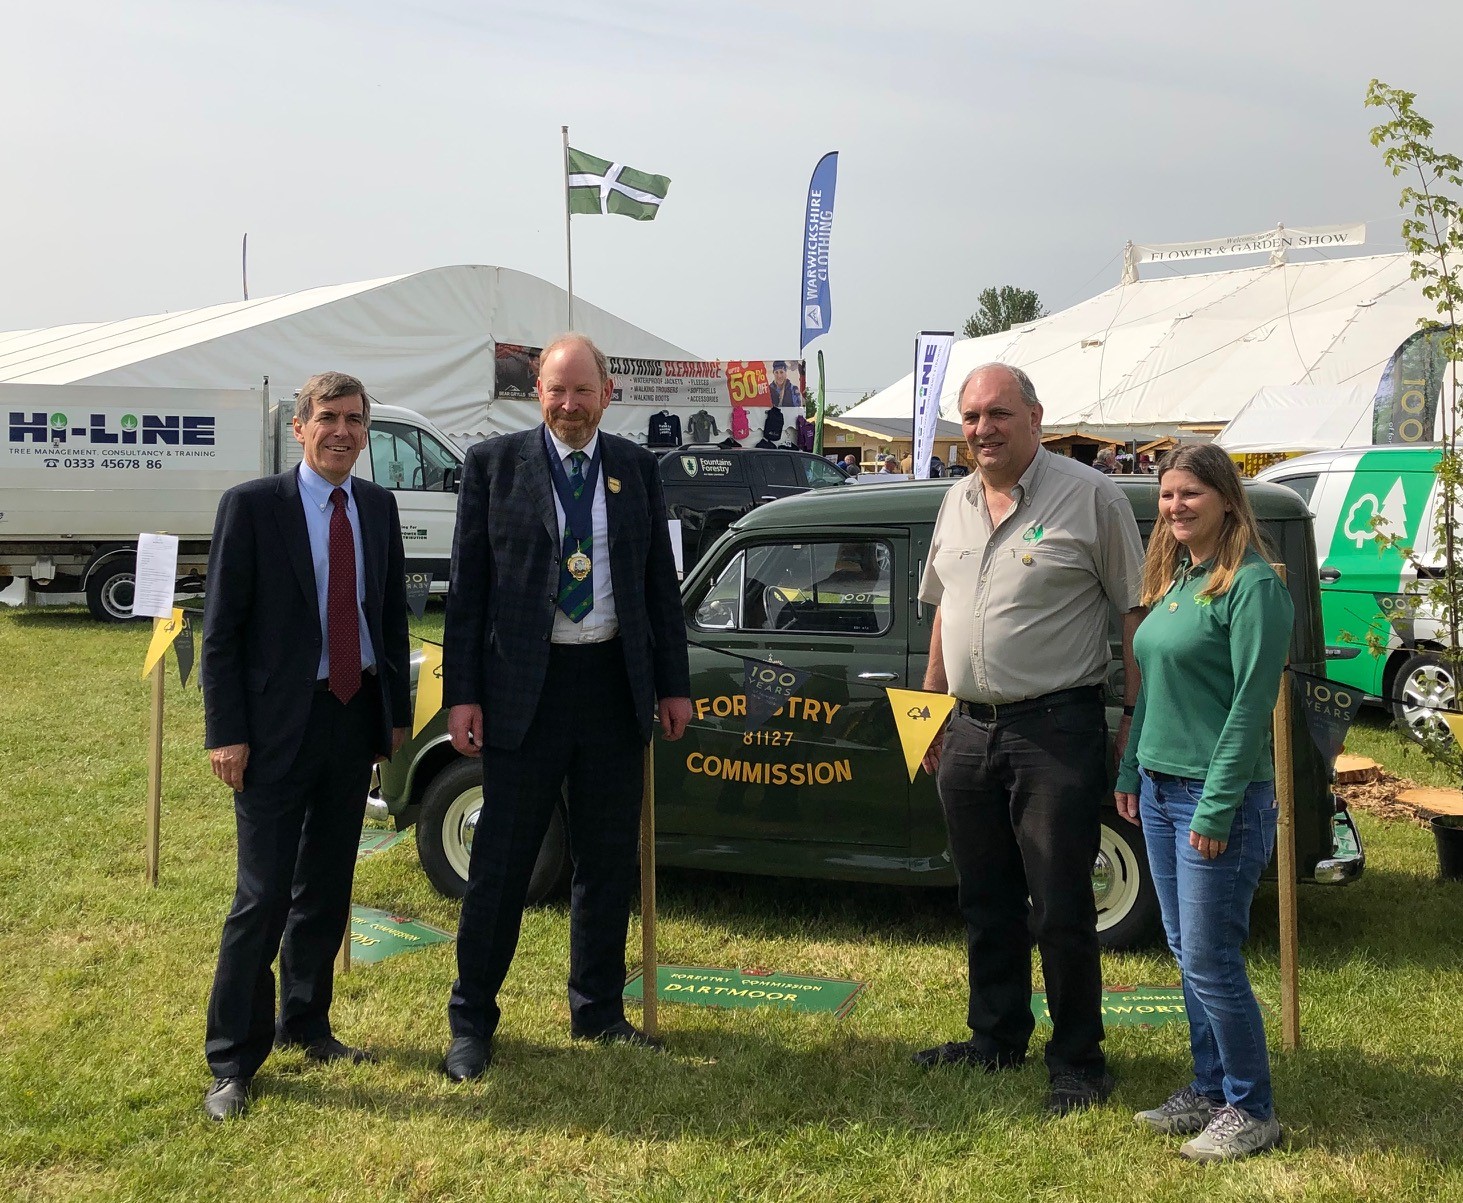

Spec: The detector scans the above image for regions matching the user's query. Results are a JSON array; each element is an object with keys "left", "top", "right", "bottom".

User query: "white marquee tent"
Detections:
[
  {"left": 844, "top": 252, "right": 1447, "bottom": 442},
  {"left": 0, "top": 265, "right": 697, "bottom": 440},
  {"left": 1215, "top": 381, "right": 1441, "bottom": 453}
]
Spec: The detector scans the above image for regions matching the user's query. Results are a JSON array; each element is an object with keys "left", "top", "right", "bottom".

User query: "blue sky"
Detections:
[{"left": 2, "top": 0, "right": 1460, "bottom": 398}]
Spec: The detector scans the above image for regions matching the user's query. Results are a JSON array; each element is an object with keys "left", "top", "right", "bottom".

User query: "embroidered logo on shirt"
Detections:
[
  {"left": 1194, "top": 594, "right": 1213, "bottom": 607},
  {"left": 1021, "top": 523, "right": 1045, "bottom": 544}
]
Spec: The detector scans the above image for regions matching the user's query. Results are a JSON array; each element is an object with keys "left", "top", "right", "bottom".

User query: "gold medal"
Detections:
[{"left": 567, "top": 550, "right": 592, "bottom": 581}]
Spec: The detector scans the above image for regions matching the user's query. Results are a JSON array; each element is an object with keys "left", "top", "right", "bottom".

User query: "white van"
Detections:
[
  {"left": 1256, "top": 447, "right": 1449, "bottom": 738},
  {"left": 0, "top": 383, "right": 466, "bottom": 620}
]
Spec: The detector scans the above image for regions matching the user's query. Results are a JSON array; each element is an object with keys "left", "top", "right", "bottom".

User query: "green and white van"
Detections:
[{"left": 1256, "top": 446, "right": 1450, "bottom": 738}]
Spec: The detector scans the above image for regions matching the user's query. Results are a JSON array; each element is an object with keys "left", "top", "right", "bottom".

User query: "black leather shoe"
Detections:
[
  {"left": 1046, "top": 1070, "right": 1116, "bottom": 1116},
  {"left": 300, "top": 1036, "right": 377, "bottom": 1065},
  {"left": 203, "top": 1076, "right": 251, "bottom": 1121},
  {"left": 442, "top": 1036, "right": 493, "bottom": 1082},
  {"left": 572, "top": 1019, "right": 664, "bottom": 1050},
  {"left": 911, "top": 1039, "right": 1025, "bottom": 1071}
]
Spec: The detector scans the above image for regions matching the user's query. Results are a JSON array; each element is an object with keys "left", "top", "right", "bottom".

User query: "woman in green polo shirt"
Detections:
[{"left": 1114, "top": 443, "right": 1293, "bottom": 1163}]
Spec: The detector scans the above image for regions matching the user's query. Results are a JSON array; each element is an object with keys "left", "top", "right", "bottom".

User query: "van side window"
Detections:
[
  {"left": 759, "top": 456, "right": 798, "bottom": 487},
  {"left": 802, "top": 457, "right": 848, "bottom": 488},
  {"left": 370, "top": 421, "right": 458, "bottom": 491},
  {"left": 1272, "top": 474, "right": 1319, "bottom": 510},
  {"left": 691, "top": 540, "right": 893, "bottom": 635}
]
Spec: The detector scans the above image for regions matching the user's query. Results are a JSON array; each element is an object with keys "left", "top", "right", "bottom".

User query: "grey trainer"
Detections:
[
  {"left": 1134, "top": 1085, "right": 1218, "bottom": 1135},
  {"left": 1179, "top": 1104, "right": 1282, "bottom": 1162}
]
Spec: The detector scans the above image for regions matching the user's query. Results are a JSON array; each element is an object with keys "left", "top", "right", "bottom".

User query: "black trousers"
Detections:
[
  {"left": 936, "top": 693, "right": 1107, "bottom": 1076},
  {"left": 449, "top": 639, "right": 644, "bottom": 1041},
  {"left": 205, "top": 686, "right": 377, "bottom": 1079}
]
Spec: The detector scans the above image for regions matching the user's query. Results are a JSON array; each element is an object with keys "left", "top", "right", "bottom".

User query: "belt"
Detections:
[
  {"left": 1146, "top": 769, "right": 1201, "bottom": 786},
  {"left": 315, "top": 666, "right": 377, "bottom": 693},
  {"left": 954, "top": 684, "right": 1101, "bottom": 724}
]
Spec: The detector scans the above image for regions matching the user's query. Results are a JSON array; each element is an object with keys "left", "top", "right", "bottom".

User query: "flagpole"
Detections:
[{"left": 562, "top": 125, "right": 575, "bottom": 330}]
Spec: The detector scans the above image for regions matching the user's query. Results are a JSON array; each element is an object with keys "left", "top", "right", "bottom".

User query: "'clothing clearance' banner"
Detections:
[
  {"left": 911, "top": 332, "right": 955, "bottom": 481},
  {"left": 494, "top": 344, "right": 806, "bottom": 409}
]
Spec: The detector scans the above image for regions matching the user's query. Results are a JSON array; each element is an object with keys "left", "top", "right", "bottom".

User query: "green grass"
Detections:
[{"left": 1, "top": 604, "right": 1461, "bottom": 1202}]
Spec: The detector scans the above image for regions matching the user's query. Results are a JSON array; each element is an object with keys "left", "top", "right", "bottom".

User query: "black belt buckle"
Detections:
[{"left": 960, "top": 699, "right": 999, "bottom": 722}]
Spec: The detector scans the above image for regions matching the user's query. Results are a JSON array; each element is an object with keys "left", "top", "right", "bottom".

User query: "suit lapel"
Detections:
[
  {"left": 356, "top": 481, "right": 382, "bottom": 606},
  {"left": 600, "top": 435, "right": 629, "bottom": 551},
  {"left": 521, "top": 427, "right": 561, "bottom": 544},
  {"left": 274, "top": 468, "right": 318, "bottom": 606}
]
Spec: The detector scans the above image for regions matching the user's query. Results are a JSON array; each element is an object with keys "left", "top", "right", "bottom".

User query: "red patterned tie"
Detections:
[{"left": 327, "top": 487, "right": 361, "bottom": 704}]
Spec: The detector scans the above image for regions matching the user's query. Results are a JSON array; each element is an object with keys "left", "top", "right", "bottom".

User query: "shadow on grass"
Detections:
[{"left": 252, "top": 1032, "right": 1462, "bottom": 1164}]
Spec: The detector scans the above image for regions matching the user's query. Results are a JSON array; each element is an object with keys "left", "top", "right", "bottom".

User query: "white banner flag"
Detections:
[
  {"left": 912, "top": 332, "right": 956, "bottom": 481},
  {"left": 1133, "top": 223, "right": 1366, "bottom": 264}
]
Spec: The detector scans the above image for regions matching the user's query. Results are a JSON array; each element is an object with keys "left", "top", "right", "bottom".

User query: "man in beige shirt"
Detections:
[{"left": 915, "top": 363, "right": 1145, "bottom": 1116}]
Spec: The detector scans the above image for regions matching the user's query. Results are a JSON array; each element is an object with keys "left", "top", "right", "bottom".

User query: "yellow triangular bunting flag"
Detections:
[
  {"left": 141, "top": 608, "right": 186, "bottom": 678},
  {"left": 886, "top": 687, "right": 957, "bottom": 781},
  {"left": 1443, "top": 711, "right": 1463, "bottom": 752},
  {"left": 413, "top": 641, "right": 444, "bottom": 737}
]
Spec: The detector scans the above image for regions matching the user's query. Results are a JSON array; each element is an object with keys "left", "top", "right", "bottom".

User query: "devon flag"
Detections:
[{"left": 566, "top": 147, "right": 670, "bottom": 221}]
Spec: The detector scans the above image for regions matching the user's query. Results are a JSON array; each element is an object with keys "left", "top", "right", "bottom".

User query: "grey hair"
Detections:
[
  {"left": 295, "top": 371, "right": 371, "bottom": 425},
  {"left": 956, "top": 362, "right": 1040, "bottom": 407}
]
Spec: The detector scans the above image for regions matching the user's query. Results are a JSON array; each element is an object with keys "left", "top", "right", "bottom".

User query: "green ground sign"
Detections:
[
  {"left": 625, "top": 965, "right": 864, "bottom": 1017},
  {"left": 357, "top": 828, "right": 410, "bottom": 858},
  {"left": 347, "top": 905, "right": 453, "bottom": 965},
  {"left": 1033, "top": 986, "right": 1189, "bottom": 1028}
]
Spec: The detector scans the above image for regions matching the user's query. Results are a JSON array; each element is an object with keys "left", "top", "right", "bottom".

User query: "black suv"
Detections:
[{"left": 658, "top": 445, "right": 849, "bottom": 567}]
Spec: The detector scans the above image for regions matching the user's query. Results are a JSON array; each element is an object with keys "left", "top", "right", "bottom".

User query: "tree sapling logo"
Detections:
[
  {"left": 50, "top": 412, "right": 67, "bottom": 430},
  {"left": 680, "top": 456, "right": 699, "bottom": 477},
  {"left": 119, "top": 414, "right": 139, "bottom": 432}
]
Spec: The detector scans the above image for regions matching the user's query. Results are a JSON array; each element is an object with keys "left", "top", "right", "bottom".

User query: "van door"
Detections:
[
  {"left": 664, "top": 530, "right": 910, "bottom": 853},
  {"left": 364, "top": 420, "right": 461, "bottom": 578},
  {"left": 1300, "top": 451, "right": 1438, "bottom": 696}
]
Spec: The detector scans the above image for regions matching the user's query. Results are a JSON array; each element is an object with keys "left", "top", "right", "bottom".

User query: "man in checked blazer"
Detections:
[
  {"left": 200, "top": 372, "right": 411, "bottom": 1120},
  {"left": 440, "top": 333, "right": 691, "bottom": 1081}
]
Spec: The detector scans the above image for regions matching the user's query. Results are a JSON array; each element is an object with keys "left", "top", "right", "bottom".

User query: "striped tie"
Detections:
[{"left": 557, "top": 451, "right": 593, "bottom": 621}]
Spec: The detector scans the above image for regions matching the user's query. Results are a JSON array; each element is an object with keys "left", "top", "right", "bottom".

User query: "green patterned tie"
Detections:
[{"left": 557, "top": 451, "right": 593, "bottom": 621}]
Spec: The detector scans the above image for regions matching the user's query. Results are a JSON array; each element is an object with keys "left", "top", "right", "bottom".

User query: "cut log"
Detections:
[
  {"left": 1397, "top": 787, "right": 1463, "bottom": 817},
  {"left": 1334, "top": 755, "right": 1380, "bottom": 784}
]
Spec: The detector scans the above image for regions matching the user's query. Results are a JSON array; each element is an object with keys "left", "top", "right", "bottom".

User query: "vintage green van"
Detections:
[{"left": 372, "top": 475, "right": 1364, "bottom": 949}]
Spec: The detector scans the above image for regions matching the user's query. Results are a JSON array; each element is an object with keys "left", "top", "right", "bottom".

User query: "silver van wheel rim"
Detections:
[
  {"left": 1400, "top": 662, "right": 1455, "bottom": 737},
  {"left": 442, "top": 788, "right": 482, "bottom": 881}
]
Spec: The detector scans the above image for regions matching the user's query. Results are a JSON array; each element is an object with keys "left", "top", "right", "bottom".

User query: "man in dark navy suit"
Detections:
[
  {"left": 200, "top": 372, "right": 410, "bottom": 1120},
  {"left": 440, "top": 334, "right": 691, "bottom": 1081}
]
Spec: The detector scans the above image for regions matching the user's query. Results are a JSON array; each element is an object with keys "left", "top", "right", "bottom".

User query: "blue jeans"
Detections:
[{"left": 1139, "top": 769, "right": 1278, "bottom": 1120}]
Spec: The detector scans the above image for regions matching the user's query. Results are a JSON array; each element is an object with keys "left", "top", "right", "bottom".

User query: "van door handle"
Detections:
[
  {"left": 857, "top": 671, "right": 899, "bottom": 682},
  {"left": 1319, "top": 567, "right": 1341, "bottom": 582}
]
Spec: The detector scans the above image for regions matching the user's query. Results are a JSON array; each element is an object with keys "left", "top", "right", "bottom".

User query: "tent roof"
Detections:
[
  {"left": 0, "top": 265, "right": 696, "bottom": 437},
  {"left": 844, "top": 253, "right": 1446, "bottom": 439},
  {"left": 1214, "top": 380, "right": 1436, "bottom": 452}
]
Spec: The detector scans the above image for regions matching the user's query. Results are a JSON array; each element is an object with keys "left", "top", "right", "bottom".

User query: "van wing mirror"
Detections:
[{"left": 442, "top": 465, "right": 460, "bottom": 493}]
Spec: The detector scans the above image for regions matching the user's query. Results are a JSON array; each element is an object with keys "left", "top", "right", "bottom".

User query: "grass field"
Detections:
[{"left": 2, "top": 605, "right": 1461, "bottom": 1202}]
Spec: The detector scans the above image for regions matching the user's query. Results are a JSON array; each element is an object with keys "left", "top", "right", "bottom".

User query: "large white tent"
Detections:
[
  {"left": 0, "top": 265, "right": 696, "bottom": 440},
  {"left": 1215, "top": 381, "right": 1442, "bottom": 453},
  {"left": 844, "top": 253, "right": 1445, "bottom": 440}
]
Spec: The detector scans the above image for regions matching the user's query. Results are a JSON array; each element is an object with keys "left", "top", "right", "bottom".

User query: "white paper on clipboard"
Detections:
[{"left": 132, "top": 533, "right": 180, "bottom": 618}]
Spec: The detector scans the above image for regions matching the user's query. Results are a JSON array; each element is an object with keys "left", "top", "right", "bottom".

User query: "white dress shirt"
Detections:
[{"left": 545, "top": 428, "right": 619, "bottom": 644}]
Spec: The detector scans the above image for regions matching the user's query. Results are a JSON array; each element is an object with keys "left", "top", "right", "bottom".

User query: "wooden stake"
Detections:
[
  {"left": 1271, "top": 564, "right": 1301, "bottom": 1051},
  {"left": 336, "top": 920, "right": 351, "bottom": 976},
  {"left": 144, "top": 636, "right": 165, "bottom": 887},
  {"left": 639, "top": 739, "right": 658, "bottom": 1038}
]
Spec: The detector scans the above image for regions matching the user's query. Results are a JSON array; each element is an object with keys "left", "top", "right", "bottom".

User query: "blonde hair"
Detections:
[{"left": 1140, "top": 443, "right": 1273, "bottom": 606}]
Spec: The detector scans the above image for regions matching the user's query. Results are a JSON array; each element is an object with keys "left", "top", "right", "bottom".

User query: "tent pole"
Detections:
[{"left": 562, "top": 125, "right": 574, "bottom": 330}]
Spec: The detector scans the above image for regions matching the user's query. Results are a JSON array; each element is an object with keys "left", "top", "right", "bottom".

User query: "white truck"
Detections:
[{"left": 0, "top": 382, "right": 467, "bottom": 620}]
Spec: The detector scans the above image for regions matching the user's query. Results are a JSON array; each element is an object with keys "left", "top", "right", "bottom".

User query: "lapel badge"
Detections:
[
  {"left": 1021, "top": 553, "right": 1034, "bottom": 565},
  {"left": 1167, "top": 601, "right": 1180, "bottom": 612},
  {"left": 607, "top": 476, "right": 622, "bottom": 494}
]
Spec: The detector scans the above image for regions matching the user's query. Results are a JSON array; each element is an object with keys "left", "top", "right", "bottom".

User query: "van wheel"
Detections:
[
  {"left": 416, "top": 757, "right": 571, "bottom": 903},
  {"left": 1391, "top": 650, "right": 1457, "bottom": 743},
  {"left": 1094, "top": 817, "right": 1162, "bottom": 950},
  {"left": 85, "top": 557, "right": 143, "bottom": 622}
]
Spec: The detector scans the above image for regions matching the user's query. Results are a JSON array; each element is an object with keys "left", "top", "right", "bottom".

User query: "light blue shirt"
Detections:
[
  {"left": 544, "top": 428, "right": 619, "bottom": 644},
  {"left": 296, "top": 461, "right": 376, "bottom": 678}
]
